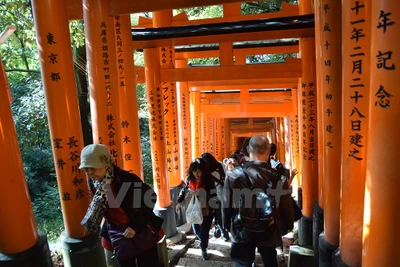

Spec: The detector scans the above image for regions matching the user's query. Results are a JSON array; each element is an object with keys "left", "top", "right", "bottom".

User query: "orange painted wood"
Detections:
[
  {"left": 0, "top": 42, "right": 39, "bottom": 254},
  {"left": 298, "top": 37, "right": 318, "bottom": 218},
  {"left": 224, "top": 119, "right": 231, "bottom": 158},
  {"left": 160, "top": 63, "right": 301, "bottom": 82},
  {"left": 66, "top": 0, "right": 297, "bottom": 21},
  {"left": 189, "top": 79, "right": 299, "bottom": 90},
  {"left": 132, "top": 28, "right": 314, "bottom": 49},
  {"left": 135, "top": 64, "right": 301, "bottom": 85},
  {"left": 83, "top": 0, "right": 123, "bottom": 165},
  {"left": 190, "top": 91, "right": 202, "bottom": 158},
  {"left": 31, "top": 0, "right": 90, "bottom": 239},
  {"left": 284, "top": 117, "right": 292, "bottom": 169},
  {"left": 176, "top": 59, "right": 192, "bottom": 183},
  {"left": 223, "top": 2, "right": 241, "bottom": 17},
  {"left": 277, "top": 117, "right": 286, "bottom": 165},
  {"left": 317, "top": 0, "right": 342, "bottom": 247},
  {"left": 154, "top": 10, "right": 182, "bottom": 188},
  {"left": 65, "top": 0, "right": 83, "bottom": 20},
  {"left": 132, "top": 3, "right": 299, "bottom": 28},
  {"left": 209, "top": 118, "right": 215, "bottom": 155},
  {"left": 117, "top": 15, "right": 143, "bottom": 178},
  {"left": 314, "top": 0, "right": 324, "bottom": 210},
  {"left": 291, "top": 88, "right": 301, "bottom": 196},
  {"left": 111, "top": 0, "right": 249, "bottom": 15},
  {"left": 219, "top": 42, "right": 234, "bottom": 66},
  {"left": 201, "top": 102, "right": 292, "bottom": 118},
  {"left": 340, "top": 1, "right": 370, "bottom": 265},
  {"left": 230, "top": 126, "right": 274, "bottom": 134},
  {"left": 202, "top": 91, "right": 292, "bottom": 100},
  {"left": 144, "top": 48, "right": 170, "bottom": 207},
  {"left": 201, "top": 113, "right": 210, "bottom": 154},
  {"left": 214, "top": 118, "right": 223, "bottom": 161},
  {"left": 171, "top": 2, "right": 299, "bottom": 26},
  {"left": 362, "top": 1, "right": 399, "bottom": 266},
  {"left": 240, "top": 88, "right": 250, "bottom": 105}
]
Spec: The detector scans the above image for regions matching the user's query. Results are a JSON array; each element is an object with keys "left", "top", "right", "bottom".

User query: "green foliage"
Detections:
[
  {"left": 31, "top": 185, "right": 64, "bottom": 242},
  {"left": 9, "top": 72, "right": 51, "bottom": 152},
  {"left": 247, "top": 53, "right": 297, "bottom": 63},
  {"left": 69, "top": 20, "right": 86, "bottom": 48},
  {"left": 242, "top": 0, "right": 299, "bottom": 15},
  {"left": 0, "top": 0, "right": 38, "bottom": 70},
  {"left": 176, "top": 5, "right": 223, "bottom": 19},
  {"left": 139, "top": 117, "right": 153, "bottom": 185},
  {"left": 23, "top": 147, "right": 55, "bottom": 198}
]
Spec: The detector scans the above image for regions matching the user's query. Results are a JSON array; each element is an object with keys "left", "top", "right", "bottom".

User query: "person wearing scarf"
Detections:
[{"left": 79, "top": 144, "right": 163, "bottom": 267}]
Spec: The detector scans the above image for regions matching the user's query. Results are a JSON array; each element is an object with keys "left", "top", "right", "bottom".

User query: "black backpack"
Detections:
[{"left": 232, "top": 166, "right": 276, "bottom": 239}]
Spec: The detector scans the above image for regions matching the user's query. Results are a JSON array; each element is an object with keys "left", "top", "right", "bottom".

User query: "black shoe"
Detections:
[
  {"left": 214, "top": 228, "right": 221, "bottom": 238},
  {"left": 201, "top": 249, "right": 209, "bottom": 260},
  {"left": 222, "top": 229, "right": 230, "bottom": 241}
]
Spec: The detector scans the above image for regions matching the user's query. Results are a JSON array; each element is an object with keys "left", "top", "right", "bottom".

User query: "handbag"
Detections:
[
  {"left": 185, "top": 195, "right": 203, "bottom": 224},
  {"left": 107, "top": 222, "right": 159, "bottom": 260}
]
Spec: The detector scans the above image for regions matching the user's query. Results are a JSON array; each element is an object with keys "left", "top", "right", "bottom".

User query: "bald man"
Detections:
[{"left": 222, "top": 135, "right": 294, "bottom": 267}]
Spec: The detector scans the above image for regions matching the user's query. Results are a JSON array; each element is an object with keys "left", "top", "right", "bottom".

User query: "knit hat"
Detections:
[{"left": 79, "top": 144, "right": 114, "bottom": 169}]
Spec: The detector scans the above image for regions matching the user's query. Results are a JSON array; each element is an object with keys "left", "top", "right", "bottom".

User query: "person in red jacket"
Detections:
[{"left": 175, "top": 158, "right": 217, "bottom": 260}]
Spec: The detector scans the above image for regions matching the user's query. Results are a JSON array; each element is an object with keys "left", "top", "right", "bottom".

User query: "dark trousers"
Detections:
[
  {"left": 117, "top": 244, "right": 158, "bottom": 267},
  {"left": 214, "top": 201, "right": 223, "bottom": 230},
  {"left": 231, "top": 242, "right": 277, "bottom": 267},
  {"left": 193, "top": 212, "right": 214, "bottom": 250}
]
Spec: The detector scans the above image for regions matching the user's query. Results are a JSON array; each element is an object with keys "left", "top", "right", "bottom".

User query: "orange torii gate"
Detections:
[{"left": 1, "top": 1, "right": 399, "bottom": 267}]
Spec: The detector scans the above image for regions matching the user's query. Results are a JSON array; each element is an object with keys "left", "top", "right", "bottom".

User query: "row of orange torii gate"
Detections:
[{"left": 0, "top": 0, "right": 398, "bottom": 266}]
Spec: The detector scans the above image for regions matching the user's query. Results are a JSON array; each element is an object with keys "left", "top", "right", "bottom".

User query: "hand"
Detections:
[
  {"left": 292, "top": 169, "right": 299, "bottom": 177},
  {"left": 175, "top": 202, "right": 182, "bottom": 213},
  {"left": 123, "top": 227, "right": 136, "bottom": 239}
]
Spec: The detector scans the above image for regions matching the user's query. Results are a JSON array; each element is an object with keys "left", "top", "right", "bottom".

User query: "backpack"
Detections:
[{"left": 232, "top": 166, "right": 276, "bottom": 240}]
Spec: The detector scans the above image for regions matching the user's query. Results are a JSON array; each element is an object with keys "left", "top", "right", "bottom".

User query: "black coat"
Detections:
[
  {"left": 90, "top": 165, "right": 163, "bottom": 237},
  {"left": 222, "top": 161, "right": 294, "bottom": 247}
]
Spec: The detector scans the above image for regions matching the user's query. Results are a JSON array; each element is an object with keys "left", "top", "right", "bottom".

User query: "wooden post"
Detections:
[
  {"left": 201, "top": 113, "right": 210, "bottom": 153},
  {"left": 176, "top": 59, "right": 192, "bottom": 180},
  {"left": 284, "top": 117, "right": 292, "bottom": 169},
  {"left": 291, "top": 88, "right": 300, "bottom": 198},
  {"left": 190, "top": 91, "right": 201, "bottom": 158},
  {"left": 317, "top": 0, "right": 342, "bottom": 265},
  {"left": 277, "top": 117, "right": 286, "bottom": 165},
  {"left": 336, "top": 0, "right": 371, "bottom": 266},
  {"left": 116, "top": 15, "right": 143, "bottom": 177},
  {"left": 224, "top": 119, "right": 231, "bottom": 157},
  {"left": 214, "top": 118, "right": 221, "bottom": 161},
  {"left": 217, "top": 118, "right": 228, "bottom": 161},
  {"left": 144, "top": 48, "right": 170, "bottom": 207},
  {"left": 314, "top": 0, "right": 325, "bottom": 211},
  {"left": 362, "top": 1, "right": 399, "bottom": 266},
  {"left": 83, "top": 0, "right": 122, "bottom": 166},
  {"left": 0, "top": 54, "right": 39, "bottom": 254},
  {"left": 33, "top": 0, "right": 90, "bottom": 238},
  {"left": 320, "top": 0, "right": 342, "bottom": 246},
  {"left": 209, "top": 117, "right": 215, "bottom": 155},
  {"left": 298, "top": 0, "right": 319, "bottom": 246},
  {"left": 153, "top": 10, "right": 181, "bottom": 188}
]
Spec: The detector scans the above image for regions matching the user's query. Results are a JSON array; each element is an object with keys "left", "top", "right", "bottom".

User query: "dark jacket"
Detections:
[
  {"left": 90, "top": 165, "right": 163, "bottom": 237},
  {"left": 222, "top": 161, "right": 294, "bottom": 247}
]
